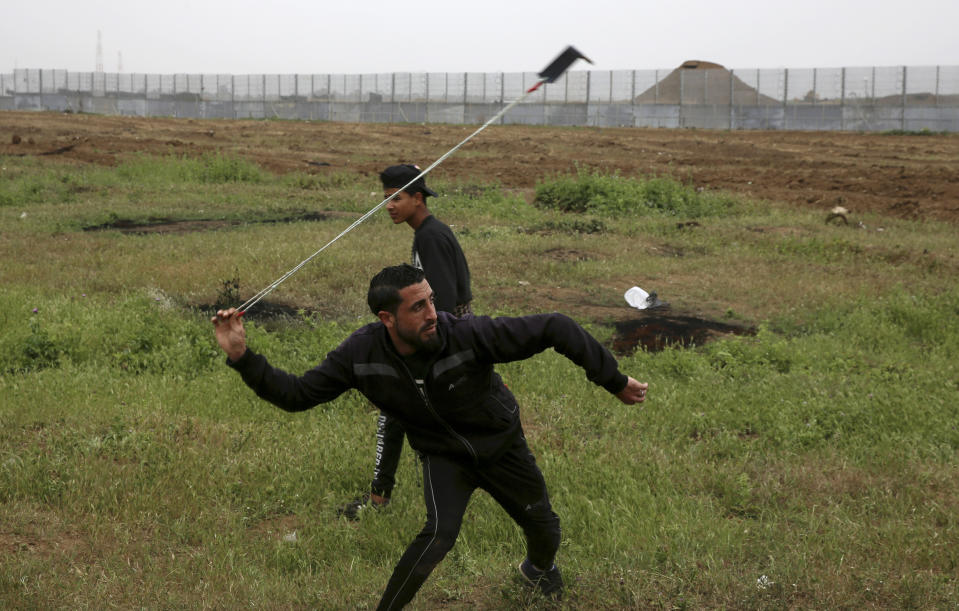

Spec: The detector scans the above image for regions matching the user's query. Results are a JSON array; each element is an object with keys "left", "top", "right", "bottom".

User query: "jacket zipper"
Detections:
[{"left": 395, "top": 358, "right": 479, "bottom": 464}]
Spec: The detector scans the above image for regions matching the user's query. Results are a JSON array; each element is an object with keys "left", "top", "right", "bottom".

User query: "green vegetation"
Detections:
[
  {"left": 116, "top": 152, "right": 266, "bottom": 184},
  {"left": 534, "top": 167, "right": 742, "bottom": 217},
  {"left": 2, "top": 153, "right": 957, "bottom": 609},
  {"left": 880, "top": 128, "right": 947, "bottom": 136}
]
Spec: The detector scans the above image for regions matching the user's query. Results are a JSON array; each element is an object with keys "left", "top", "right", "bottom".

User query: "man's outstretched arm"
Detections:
[{"left": 212, "top": 307, "right": 351, "bottom": 412}]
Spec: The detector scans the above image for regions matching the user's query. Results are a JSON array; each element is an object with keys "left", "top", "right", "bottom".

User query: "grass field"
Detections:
[{"left": 1, "top": 126, "right": 958, "bottom": 609}]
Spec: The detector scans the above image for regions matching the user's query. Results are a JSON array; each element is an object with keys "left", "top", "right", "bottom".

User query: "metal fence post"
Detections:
[
  {"left": 729, "top": 69, "right": 734, "bottom": 129},
  {"left": 679, "top": 69, "right": 685, "bottom": 127},
  {"left": 680, "top": 69, "right": 685, "bottom": 105},
  {"left": 585, "top": 70, "right": 591, "bottom": 124},
  {"left": 812, "top": 68, "right": 817, "bottom": 105},
  {"left": 502, "top": 72, "right": 507, "bottom": 119},
  {"left": 901, "top": 65, "right": 907, "bottom": 130},
  {"left": 935, "top": 65, "right": 940, "bottom": 106},
  {"left": 542, "top": 77, "right": 547, "bottom": 126},
  {"left": 782, "top": 68, "right": 789, "bottom": 130},
  {"left": 752, "top": 69, "right": 757, "bottom": 105},
  {"left": 840, "top": 67, "right": 846, "bottom": 130}
]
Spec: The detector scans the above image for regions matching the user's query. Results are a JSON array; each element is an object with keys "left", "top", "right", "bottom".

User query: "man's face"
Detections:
[
  {"left": 384, "top": 188, "right": 421, "bottom": 225},
  {"left": 383, "top": 279, "right": 440, "bottom": 355}
]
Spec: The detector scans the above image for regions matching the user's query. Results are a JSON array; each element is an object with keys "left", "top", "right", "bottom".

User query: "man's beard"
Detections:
[{"left": 396, "top": 321, "right": 441, "bottom": 353}]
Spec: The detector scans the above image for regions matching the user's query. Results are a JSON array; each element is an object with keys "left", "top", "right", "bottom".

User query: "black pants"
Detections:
[
  {"left": 371, "top": 412, "right": 406, "bottom": 498},
  {"left": 375, "top": 437, "right": 561, "bottom": 610}
]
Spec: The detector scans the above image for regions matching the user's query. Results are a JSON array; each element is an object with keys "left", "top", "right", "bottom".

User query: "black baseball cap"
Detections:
[{"left": 380, "top": 164, "right": 438, "bottom": 197}]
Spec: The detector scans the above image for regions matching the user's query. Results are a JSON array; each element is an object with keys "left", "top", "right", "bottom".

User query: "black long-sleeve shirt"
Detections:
[{"left": 411, "top": 215, "right": 472, "bottom": 313}]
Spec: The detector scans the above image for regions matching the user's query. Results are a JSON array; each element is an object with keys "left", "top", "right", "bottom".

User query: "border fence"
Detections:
[{"left": 2, "top": 64, "right": 958, "bottom": 132}]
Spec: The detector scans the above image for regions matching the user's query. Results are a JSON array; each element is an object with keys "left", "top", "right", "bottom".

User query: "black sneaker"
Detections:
[
  {"left": 518, "top": 557, "right": 564, "bottom": 599},
  {"left": 336, "top": 492, "right": 390, "bottom": 520}
]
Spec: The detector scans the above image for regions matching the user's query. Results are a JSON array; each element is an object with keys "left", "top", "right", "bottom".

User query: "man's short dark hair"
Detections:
[{"left": 368, "top": 264, "right": 426, "bottom": 315}]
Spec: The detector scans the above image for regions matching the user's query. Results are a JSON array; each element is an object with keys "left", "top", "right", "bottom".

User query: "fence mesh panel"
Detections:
[{"left": 3, "top": 66, "right": 957, "bottom": 131}]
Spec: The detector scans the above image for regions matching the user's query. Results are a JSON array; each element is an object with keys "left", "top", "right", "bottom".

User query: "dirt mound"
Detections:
[{"left": 635, "top": 60, "right": 781, "bottom": 105}]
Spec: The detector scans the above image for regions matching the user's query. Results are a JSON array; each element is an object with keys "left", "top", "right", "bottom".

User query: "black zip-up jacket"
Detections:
[{"left": 228, "top": 311, "right": 628, "bottom": 465}]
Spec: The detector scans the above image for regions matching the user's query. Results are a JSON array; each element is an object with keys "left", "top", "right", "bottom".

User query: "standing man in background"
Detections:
[{"left": 338, "top": 164, "right": 473, "bottom": 519}]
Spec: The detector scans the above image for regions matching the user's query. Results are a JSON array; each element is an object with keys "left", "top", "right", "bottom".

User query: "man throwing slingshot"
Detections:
[{"left": 212, "top": 263, "right": 648, "bottom": 609}]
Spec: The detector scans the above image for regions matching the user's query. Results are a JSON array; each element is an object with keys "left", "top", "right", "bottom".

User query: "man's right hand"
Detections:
[
  {"left": 615, "top": 376, "right": 648, "bottom": 405},
  {"left": 212, "top": 308, "right": 247, "bottom": 362}
]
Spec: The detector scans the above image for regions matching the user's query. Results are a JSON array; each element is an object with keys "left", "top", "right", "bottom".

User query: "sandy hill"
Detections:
[{"left": 635, "top": 60, "right": 781, "bottom": 105}]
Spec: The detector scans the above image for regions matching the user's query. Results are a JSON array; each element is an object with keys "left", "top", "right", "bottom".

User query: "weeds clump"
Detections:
[
  {"left": 533, "top": 168, "right": 740, "bottom": 218},
  {"left": 15, "top": 316, "right": 61, "bottom": 372},
  {"left": 117, "top": 152, "right": 264, "bottom": 184},
  {"left": 525, "top": 217, "right": 607, "bottom": 235},
  {"left": 0, "top": 160, "right": 98, "bottom": 207},
  {"left": 281, "top": 171, "right": 356, "bottom": 190}
]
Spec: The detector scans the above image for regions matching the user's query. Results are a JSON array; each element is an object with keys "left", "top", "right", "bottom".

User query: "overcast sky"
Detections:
[{"left": 4, "top": 0, "right": 958, "bottom": 75}]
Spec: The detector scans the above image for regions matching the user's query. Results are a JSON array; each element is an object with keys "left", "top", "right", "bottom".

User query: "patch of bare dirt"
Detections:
[{"left": 2, "top": 111, "right": 958, "bottom": 223}]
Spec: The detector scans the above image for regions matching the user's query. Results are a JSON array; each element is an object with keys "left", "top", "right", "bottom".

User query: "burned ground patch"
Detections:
[
  {"left": 611, "top": 313, "right": 755, "bottom": 354},
  {"left": 82, "top": 211, "right": 343, "bottom": 235},
  {"left": 543, "top": 247, "right": 593, "bottom": 262}
]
